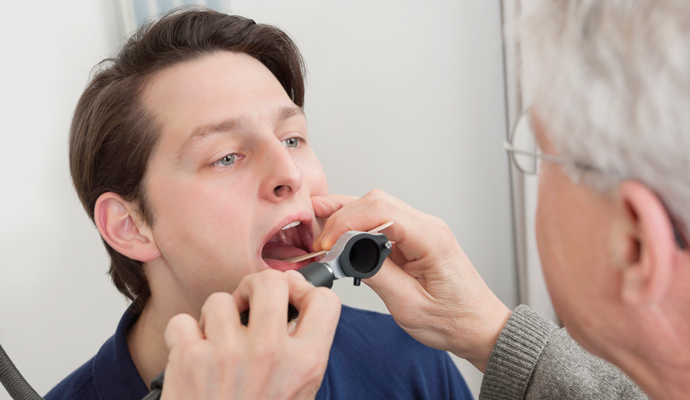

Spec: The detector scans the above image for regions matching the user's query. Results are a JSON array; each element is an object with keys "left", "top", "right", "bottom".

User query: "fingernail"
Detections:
[
  {"left": 313, "top": 229, "right": 329, "bottom": 251},
  {"left": 287, "top": 318, "right": 299, "bottom": 335},
  {"left": 285, "top": 270, "right": 306, "bottom": 281},
  {"left": 320, "top": 230, "right": 331, "bottom": 248}
]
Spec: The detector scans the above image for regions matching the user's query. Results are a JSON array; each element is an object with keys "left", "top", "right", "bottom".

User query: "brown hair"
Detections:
[{"left": 69, "top": 7, "right": 306, "bottom": 313}]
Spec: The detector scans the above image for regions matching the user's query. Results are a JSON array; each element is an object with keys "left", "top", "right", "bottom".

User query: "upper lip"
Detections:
[{"left": 259, "top": 210, "right": 315, "bottom": 257}]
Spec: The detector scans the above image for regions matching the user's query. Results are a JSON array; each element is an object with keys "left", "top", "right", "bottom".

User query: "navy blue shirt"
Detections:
[{"left": 46, "top": 305, "right": 472, "bottom": 400}]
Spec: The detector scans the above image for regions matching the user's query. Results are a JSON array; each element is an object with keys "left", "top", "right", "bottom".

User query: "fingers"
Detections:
[
  {"left": 313, "top": 197, "right": 401, "bottom": 251},
  {"left": 231, "top": 270, "right": 341, "bottom": 343},
  {"left": 363, "top": 257, "right": 424, "bottom": 310},
  {"left": 165, "top": 313, "right": 204, "bottom": 351},
  {"left": 283, "top": 270, "right": 319, "bottom": 307},
  {"left": 316, "top": 190, "right": 439, "bottom": 224},
  {"left": 387, "top": 243, "right": 410, "bottom": 268},
  {"left": 287, "top": 275, "right": 341, "bottom": 339},
  {"left": 312, "top": 190, "right": 442, "bottom": 254},
  {"left": 317, "top": 203, "right": 434, "bottom": 265},
  {"left": 311, "top": 194, "right": 359, "bottom": 218},
  {"left": 232, "top": 270, "right": 291, "bottom": 333},
  {"left": 198, "top": 292, "right": 241, "bottom": 342},
  {"left": 162, "top": 270, "right": 339, "bottom": 400},
  {"left": 310, "top": 189, "right": 502, "bottom": 364}
]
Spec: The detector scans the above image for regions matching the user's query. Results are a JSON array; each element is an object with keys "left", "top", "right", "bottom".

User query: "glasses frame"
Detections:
[
  {"left": 503, "top": 109, "right": 687, "bottom": 250},
  {"left": 503, "top": 111, "right": 598, "bottom": 175}
]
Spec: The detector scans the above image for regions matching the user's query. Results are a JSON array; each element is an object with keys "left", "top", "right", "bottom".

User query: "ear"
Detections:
[
  {"left": 94, "top": 192, "right": 161, "bottom": 263},
  {"left": 616, "top": 181, "right": 675, "bottom": 306}
]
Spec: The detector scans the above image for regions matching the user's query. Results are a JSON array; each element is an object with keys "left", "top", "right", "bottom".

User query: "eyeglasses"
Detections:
[
  {"left": 503, "top": 110, "right": 598, "bottom": 175},
  {"left": 503, "top": 110, "right": 687, "bottom": 249}
]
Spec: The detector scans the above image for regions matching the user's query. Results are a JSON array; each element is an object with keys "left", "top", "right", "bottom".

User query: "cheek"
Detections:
[
  {"left": 147, "top": 173, "right": 260, "bottom": 288},
  {"left": 535, "top": 174, "right": 561, "bottom": 276},
  {"left": 535, "top": 172, "right": 578, "bottom": 318},
  {"left": 301, "top": 154, "right": 328, "bottom": 196},
  {"left": 154, "top": 176, "right": 249, "bottom": 229},
  {"left": 535, "top": 170, "right": 616, "bottom": 334}
]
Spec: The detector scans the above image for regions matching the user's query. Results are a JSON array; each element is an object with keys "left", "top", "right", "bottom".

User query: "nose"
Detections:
[{"left": 259, "top": 139, "right": 304, "bottom": 203}]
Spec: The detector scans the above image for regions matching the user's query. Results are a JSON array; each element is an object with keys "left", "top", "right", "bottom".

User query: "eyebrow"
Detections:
[{"left": 176, "top": 105, "right": 305, "bottom": 162}]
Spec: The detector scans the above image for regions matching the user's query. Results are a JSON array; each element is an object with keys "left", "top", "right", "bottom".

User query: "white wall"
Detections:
[
  {"left": 0, "top": 0, "right": 129, "bottom": 399},
  {"left": 502, "top": 0, "right": 558, "bottom": 325},
  {"left": 0, "top": 1, "right": 514, "bottom": 398}
]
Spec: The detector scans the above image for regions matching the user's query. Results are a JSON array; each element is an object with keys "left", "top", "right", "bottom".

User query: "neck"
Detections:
[
  {"left": 127, "top": 261, "right": 203, "bottom": 388},
  {"left": 606, "top": 305, "right": 690, "bottom": 400},
  {"left": 614, "top": 349, "right": 690, "bottom": 400},
  {"left": 127, "top": 289, "right": 201, "bottom": 389},
  {"left": 127, "top": 301, "right": 170, "bottom": 388}
]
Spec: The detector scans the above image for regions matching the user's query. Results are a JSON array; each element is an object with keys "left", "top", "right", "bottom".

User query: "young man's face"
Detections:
[{"left": 140, "top": 51, "right": 328, "bottom": 310}]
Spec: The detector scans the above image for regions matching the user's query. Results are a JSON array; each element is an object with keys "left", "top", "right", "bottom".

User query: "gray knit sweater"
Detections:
[{"left": 479, "top": 305, "right": 648, "bottom": 399}]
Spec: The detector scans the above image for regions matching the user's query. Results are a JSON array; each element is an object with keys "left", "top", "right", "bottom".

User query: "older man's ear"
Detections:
[
  {"left": 94, "top": 192, "right": 161, "bottom": 263},
  {"left": 615, "top": 181, "right": 678, "bottom": 306}
]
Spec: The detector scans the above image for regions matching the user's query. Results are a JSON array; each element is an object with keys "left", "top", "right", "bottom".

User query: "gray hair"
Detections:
[{"left": 521, "top": 0, "right": 690, "bottom": 231}]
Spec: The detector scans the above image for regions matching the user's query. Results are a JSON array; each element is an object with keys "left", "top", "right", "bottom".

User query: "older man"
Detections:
[{"left": 163, "top": 1, "right": 689, "bottom": 399}]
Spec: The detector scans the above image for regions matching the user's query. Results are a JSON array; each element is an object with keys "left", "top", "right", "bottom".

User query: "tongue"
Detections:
[{"left": 262, "top": 242, "right": 308, "bottom": 260}]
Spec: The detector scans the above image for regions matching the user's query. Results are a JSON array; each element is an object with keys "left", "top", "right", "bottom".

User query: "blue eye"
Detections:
[
  {"left": 213, "top": 154, "right": 236, "bottom": 167},
  {"left": 282, "top": 137, "right": 301, "bottom": 148}
]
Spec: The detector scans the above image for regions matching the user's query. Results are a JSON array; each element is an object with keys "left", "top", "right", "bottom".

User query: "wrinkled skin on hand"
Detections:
[{"left": 312, "top": 190, "right": 511, "bottom": 372}]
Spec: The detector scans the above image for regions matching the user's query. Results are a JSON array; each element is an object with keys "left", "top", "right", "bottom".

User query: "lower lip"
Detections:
[{"left": 263, "top": 257, "right": 319, "bottom": 272}]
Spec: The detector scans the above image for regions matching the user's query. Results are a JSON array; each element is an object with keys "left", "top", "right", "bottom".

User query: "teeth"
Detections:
[{"left": 281, "top": 221, "right": 301, "bottom": 230}]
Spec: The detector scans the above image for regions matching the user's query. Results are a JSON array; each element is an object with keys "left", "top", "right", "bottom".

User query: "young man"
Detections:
[{"left": 46, "top": 8, "right": 472, "bottom": 400}]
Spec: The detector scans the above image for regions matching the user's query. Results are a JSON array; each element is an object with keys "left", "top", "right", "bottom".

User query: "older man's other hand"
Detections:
[{"left": 160, "top": 270, "right": 341, "bottom": 400}]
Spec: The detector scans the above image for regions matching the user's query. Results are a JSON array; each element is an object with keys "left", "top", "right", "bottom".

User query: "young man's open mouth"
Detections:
[{"left": 261, "top": 214, "right": 319, "bottom": 271}]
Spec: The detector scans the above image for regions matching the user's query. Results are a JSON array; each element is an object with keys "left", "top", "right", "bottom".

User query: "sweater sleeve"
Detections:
[{"left": 478, "top": 305, "right": 648, "bottom": 400}]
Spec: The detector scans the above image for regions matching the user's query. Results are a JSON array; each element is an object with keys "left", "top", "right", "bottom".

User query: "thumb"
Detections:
[{"left": 311, "top": 194, "right": 359, "bottom": 219}]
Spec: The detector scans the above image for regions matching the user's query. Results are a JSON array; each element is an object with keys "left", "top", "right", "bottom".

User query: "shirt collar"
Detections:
[{"left": 92, "top": 307, "right": 150, "bottom": 400}]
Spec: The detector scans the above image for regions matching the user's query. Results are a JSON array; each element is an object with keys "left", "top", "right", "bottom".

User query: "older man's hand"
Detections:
[
  {"left": 312, "top": 190, "right": 511, "bottom": 372},
  {"left": 160, "top": 270, "right": 341, "bottom": 400}
]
